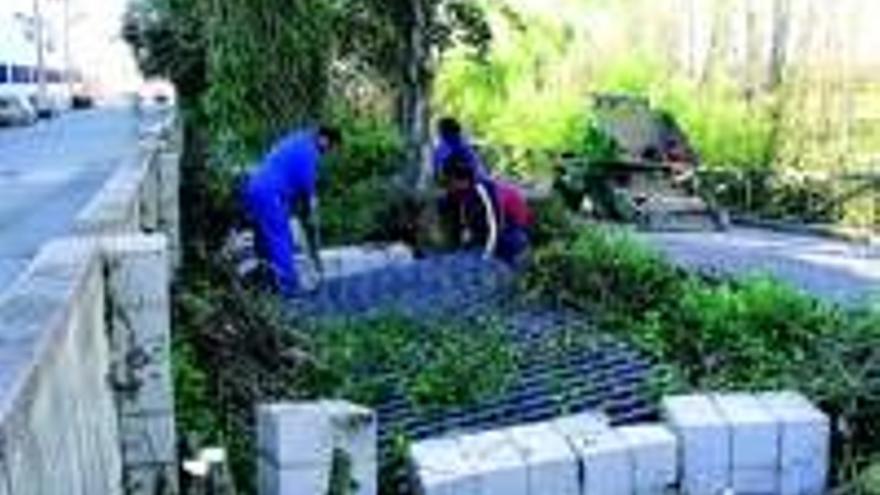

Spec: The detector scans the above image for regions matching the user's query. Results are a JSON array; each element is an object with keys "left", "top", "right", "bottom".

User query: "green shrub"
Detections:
[
  {"left": 527, "top": 227, "right": 683, "bottom": 316},
  {"left": 318, "top": 114, "right": 407, "bottom": 246},
  {"left": 529, "top": 195, "right": 580, "bottom": 247}
]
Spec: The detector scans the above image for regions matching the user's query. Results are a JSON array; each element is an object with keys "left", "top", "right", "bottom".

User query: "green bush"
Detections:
[
  {"left": 318, "top": 114, "right": 407, "bottom": 246},
  {"left": 529, "top": 194, "right": 580, "bottom": 247},
  {"left": 527, "top": 227, "right": 683, "bottom": 316}
]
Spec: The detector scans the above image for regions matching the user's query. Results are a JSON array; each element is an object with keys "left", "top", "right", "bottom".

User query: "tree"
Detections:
[
  {"left": 767, "top": 0, "right": 791, "bottom": 91},
  {"left": 125, "top": 0, "right": 491, "bottom": 181},
  {"left": 336, "top": 0, "right": 491, "bottom": 188},
  {"left": 122, "top": 0, "right": 207, "bottom": 104}
]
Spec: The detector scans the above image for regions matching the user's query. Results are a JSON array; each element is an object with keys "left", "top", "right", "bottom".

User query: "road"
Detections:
[
  {"left": 0, "top": 107, "right": 142, "bottom": 293},
  {"left": 643, "top": 227, "right": 880, "bottom": 308}
]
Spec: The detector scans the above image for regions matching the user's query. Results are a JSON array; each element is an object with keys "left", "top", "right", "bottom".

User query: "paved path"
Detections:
[
  {"left": 0, "top": 107, "right": 142, "bottom": 293},
  {"left": 643, "top": 227, "right": 880, "bottom": 307}
]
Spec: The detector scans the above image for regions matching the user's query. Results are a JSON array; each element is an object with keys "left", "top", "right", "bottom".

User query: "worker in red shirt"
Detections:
[{"left": 441, "top": 153, "right": 533, "bottom": 265}]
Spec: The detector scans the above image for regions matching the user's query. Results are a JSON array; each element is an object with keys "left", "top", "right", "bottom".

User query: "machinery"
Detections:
[{"left": 557, "top": 94, "right": 728, "bottom": 231}]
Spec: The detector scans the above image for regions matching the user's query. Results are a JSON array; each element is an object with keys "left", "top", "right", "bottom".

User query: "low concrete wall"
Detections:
[{"left": 0, "top": 112, "right": 181, "bottom": 494}]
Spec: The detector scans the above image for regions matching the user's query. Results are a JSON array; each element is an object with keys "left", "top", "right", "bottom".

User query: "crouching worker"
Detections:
[
  {"left": 239, "top": 126, "right": 342, "bottom": 296},
  {"left": 441, "top": 154, "right": 533, "bottom": 265}
]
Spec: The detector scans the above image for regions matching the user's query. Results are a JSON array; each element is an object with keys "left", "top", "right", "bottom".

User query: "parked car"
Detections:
[
  {"left": 0, "top": 95, "right": 38, "bottom": 127},
  {"left": 71, "top": 82, "right": 97, "bottom": 110},
  {"left": 72, "top": 93, "right": 95, "bottom": 110}
]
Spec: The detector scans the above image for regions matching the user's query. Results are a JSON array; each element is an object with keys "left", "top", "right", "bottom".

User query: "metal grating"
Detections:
[{"left": 291, "top": 253, "right": 658, "bottom": 492}]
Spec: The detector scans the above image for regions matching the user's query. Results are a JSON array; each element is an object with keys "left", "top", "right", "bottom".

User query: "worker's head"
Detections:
[
  {"left": 443, "top": 153, "right": 476, "bottom": 198},
  {"left": 317, "top": 126, "right": 343, "bottom": 155},
  {"left": 437, "top": 117, "right": 463, "bottom": 144}
]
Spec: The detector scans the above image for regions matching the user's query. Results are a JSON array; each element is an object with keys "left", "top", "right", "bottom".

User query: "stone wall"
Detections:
[{"left": 0, "top": 113, "right": 180, "bottom": 494}]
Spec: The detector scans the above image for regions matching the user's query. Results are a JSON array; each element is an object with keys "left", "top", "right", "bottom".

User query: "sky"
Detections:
[
  {"left": 1, "top": 0, "right": 141, "bottom": 92},
  {"left": 68, "top": 0, "right": 141, "bottom": 92}
]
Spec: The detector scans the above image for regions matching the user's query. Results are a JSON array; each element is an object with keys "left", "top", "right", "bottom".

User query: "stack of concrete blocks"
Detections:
[
  {"left": 662, "top": 392, "right": 830, "bottom": 495},
  {"left": 410, "top": 391, "right": 829, "bottom": 495},
  {"left": 257, "top": 400, "right": 378, "bottom": 495},
  {"left": 410, "top": 411, "right": 677, "bottom": 495}
]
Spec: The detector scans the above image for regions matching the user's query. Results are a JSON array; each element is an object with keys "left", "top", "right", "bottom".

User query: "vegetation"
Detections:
[
  {"left": 306, "top": 315, "right": 518, "bottom": 410},
  {"left": 526, "top": 226, "right": 880, "bottom": 481}
]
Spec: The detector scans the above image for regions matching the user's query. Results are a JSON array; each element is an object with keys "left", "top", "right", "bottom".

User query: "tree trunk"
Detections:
[
  {"left": 401, "top": 0, "right": 434, "bottom": 191},
  {"left": 744, "top": 0, "right": 759, "bottom": 101},
  {"left": 699, "top": 0, "right": 731, "bottom": 87},
  {"left": 767, "top": 0, "right": 791, "bottom": 91}
]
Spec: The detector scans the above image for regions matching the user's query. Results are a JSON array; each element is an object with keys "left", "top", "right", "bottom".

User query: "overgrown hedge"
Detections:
[{"left": 526, "top": 226, "right": 880, "bottom": 483}]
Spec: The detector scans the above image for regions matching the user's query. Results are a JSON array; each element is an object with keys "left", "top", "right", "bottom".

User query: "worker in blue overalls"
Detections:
[{"left": 239, "top": 126, "right": 342, "bottom": 296}]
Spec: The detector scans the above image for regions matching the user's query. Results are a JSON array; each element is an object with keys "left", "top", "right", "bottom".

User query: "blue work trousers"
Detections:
[{"left": 240, "top": 183, "right": 301, "bottom": 295}]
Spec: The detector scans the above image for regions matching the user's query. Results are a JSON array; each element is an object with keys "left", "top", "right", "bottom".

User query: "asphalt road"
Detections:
[
  {"left": 643, "top": 227, "right": 880, "bottom": 308},
  {"left": 0, "top": 107, "right": 142, "bottom": 293}
]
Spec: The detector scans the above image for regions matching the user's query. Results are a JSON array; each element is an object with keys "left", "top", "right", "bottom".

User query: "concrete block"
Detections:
[
  {"left": 617, "top": 424, "right": 678, "bottom": 494},
  {"left": 257, "top": 401, "right": 378, "bottom": 495},
  {"left": 319, "top": 245, "right": 414, "bottom": 281},
  {"left": 410, "top": 437, "right": 478, "bottom": 495},
  {"left": 662, "top": 394, "right": 731, "bottom": 495},
  {"left": 458, "top": 430, "right": 528, "bottom": 495},
  {"left": 575, "top": 428, "right": 632, "bottom": 495},
  {"left": 258, "top": 403, "right": 334, "bottom": 466},
  {"left": 507, "top": 422, "right": 579, "bottom": 495},
  {"left": 259, "top": 459, "right": 330, "bottom": 495},
  {"left": 551, "top": 412, "right": 631, "bottom": 495},
  {"left": 712, "top": 393, "right": 779, "bottom": 493},
  {"left": 758, "top": 392, "right": 830, "bottom": 495}
]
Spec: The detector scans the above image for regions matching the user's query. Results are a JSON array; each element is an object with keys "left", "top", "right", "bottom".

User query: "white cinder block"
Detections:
[
  {"left": 617, "top": 424, "right": 678, "bottom": 494},
  {"left": 507, "top": 422, "right": 579, "bottom": 495},
  {"left": 662, "top": 394, "right": 731, "bottom": 495},
  {"left": 410, "top": 437, "right": 478, "bottom": 495},
  {"left": 459, "top": 430, "right": 528, "bottom": 495},
  {"left": 257, "top": 403, "right": 334, "bottom": 466},
  {"left": 758, "top": 392, "right": 830, "bottom": 495},
  {"left": 259, "top": 460, "right": 330, "bottom": 495},
  {"left": 712, "top": 393, "right": 779, "bottom": 494}
]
